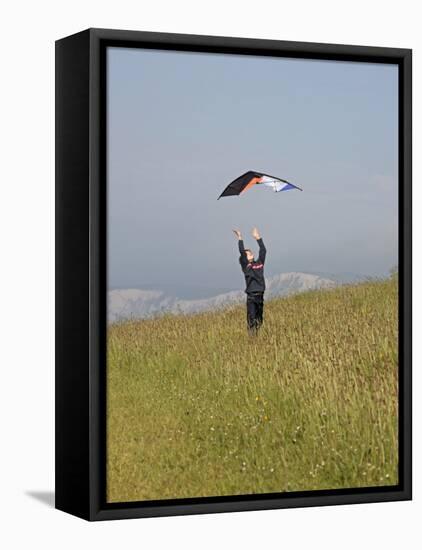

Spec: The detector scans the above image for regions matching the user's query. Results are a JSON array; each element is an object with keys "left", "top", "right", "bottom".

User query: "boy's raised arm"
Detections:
[
  {"left": 257, "top": 238, "right": 266, "bottom": 264},
  {"left": 252, "top": 227, "right": 266, "bottom": 264},
  {"left": 233, "top": 229, "right": 248, "bottom": 267}
]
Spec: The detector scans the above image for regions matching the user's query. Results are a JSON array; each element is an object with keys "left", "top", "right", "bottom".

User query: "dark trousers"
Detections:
[{"left": 246, "top": 292, "right": 264, "bottom": 333}]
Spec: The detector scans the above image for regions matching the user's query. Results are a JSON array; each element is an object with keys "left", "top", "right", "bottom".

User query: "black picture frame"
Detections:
[{"left": 55, "top": 27, "right": 412, "bottom": 521}]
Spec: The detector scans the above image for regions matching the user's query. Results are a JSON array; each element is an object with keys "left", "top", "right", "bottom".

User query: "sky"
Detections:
[{"left": 107, "top": 46, "right": 398, "bottom": 298}]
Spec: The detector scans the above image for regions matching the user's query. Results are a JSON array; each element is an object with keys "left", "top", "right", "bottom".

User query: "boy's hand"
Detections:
[
  {"left": 252, "top": 227, "right": 261, "bottom": 240},
  {"left": 232, "top": 229, "right": 242, "bottom": 240}
]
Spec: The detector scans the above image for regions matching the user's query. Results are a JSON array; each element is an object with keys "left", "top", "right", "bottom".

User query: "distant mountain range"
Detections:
[{"left": 108, "top": 271, "right": 342, "bottom": 323}]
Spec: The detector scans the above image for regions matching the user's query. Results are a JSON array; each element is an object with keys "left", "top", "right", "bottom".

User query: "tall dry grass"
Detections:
[{"left": 107, "top": 277, "right": 398, "bottom": 502}]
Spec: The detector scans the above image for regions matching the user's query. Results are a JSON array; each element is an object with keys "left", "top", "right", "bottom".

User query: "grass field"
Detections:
[{"left": 106, "top": 276, "right": 398, "bottom": 502}]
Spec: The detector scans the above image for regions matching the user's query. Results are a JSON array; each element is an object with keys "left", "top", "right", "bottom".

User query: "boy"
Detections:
[{"left": 233, "top": 227, "right": 266, "bottom": 334}]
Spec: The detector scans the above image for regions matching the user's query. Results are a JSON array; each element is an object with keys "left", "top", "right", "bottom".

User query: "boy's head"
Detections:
[{"left": 245, "top": 249, "right": 254, "bottom": 262}]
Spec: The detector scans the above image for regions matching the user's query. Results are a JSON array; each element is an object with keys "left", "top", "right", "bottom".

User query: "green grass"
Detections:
[{"left": 106, "top": 276, "right": 398, "bottom": 502}]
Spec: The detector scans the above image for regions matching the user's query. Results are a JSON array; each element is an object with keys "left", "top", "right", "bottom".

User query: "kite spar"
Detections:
[{"left": 218, "top": 170, "right": 302, "bottom": 199}]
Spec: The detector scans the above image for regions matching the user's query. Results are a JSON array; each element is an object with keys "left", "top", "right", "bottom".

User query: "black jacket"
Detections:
[{"left": 238, "top": 238, "right": 266, "bottom": 294}]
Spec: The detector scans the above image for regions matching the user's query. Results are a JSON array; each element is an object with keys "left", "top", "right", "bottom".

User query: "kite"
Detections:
[{"left": 218, "top": 170, "right": 302, "bottom": 199}]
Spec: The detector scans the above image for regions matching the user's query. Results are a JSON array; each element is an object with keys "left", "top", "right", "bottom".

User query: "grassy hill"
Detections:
[{"left": 107, "top": 277, "right": 398, "bottom": 502}]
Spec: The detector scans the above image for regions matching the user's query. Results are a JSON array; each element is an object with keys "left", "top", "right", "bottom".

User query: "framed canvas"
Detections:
[{"left": 55, "top": 28, "right": 412, "bottom": 521}]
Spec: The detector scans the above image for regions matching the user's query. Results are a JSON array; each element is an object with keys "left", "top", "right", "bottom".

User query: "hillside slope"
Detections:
[{"left": 107, "top": 278, "right": 398, "bottom": 502}]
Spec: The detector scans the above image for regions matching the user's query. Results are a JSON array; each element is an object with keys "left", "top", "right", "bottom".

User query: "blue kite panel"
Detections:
[{"left": 278, "top": 183, "right": 295, "bottom": 192}]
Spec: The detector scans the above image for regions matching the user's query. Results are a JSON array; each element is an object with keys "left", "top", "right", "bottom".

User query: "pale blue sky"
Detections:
[{"left": 107, "top": 47, "right": 398, "bottom": 297}]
